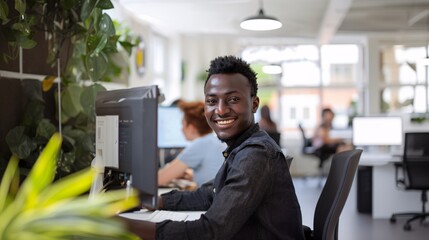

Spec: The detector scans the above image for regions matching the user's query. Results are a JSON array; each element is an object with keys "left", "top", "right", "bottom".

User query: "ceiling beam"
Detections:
[
  {"left": 318, "top": 0, "right": 354, "bottom": 44},
  {"left": 408, "top": 9, "right": 429, "bottom": 26}
]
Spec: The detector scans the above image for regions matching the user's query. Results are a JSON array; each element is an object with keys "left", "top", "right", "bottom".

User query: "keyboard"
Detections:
[{"left": 148, "top": 210, "right": 188, "bottom": 222}]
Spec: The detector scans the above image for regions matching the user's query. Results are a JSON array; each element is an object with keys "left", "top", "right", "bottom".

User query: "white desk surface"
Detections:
[{"left": 359, "top": 152, "right": 401, "bottom": 166}]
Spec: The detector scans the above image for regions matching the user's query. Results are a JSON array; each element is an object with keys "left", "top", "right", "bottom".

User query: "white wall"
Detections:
[
  {"left": 110, "top": 5, "right": 245, "bottom": 103},
  {"left": 180, "top": 35, "right": 241, "bottom": 100}
]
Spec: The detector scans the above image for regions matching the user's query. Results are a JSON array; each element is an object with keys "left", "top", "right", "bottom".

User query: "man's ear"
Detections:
[{"left": 252, "top": 96, "right": 259, "bottom": 113}]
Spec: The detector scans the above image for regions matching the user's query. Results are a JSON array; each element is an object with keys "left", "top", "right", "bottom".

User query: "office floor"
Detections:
[{"left": 294, "top": 177, "right": 429, "bottom": 240}]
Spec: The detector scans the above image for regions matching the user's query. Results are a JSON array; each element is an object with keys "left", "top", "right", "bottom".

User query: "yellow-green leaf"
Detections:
[
  {"left": 0, "top": 134, "right": 139, "bottom": 239},
  {"left": 37, "top": 168, "right": 94, "bottom": 207},
  {"left": 0, "top": 157, "right": 19, "bottom": 213},
  {"left": 17, "top": 134, "right": 61, "bottom": 209}
]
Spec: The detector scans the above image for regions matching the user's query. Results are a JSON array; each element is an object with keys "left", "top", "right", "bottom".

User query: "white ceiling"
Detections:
[{"left": 115, "top": 0, "right": 429, "bottom": 43}]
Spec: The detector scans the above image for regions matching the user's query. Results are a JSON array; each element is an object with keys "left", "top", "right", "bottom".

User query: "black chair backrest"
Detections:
[
  {"left": 313, "top": 149, "right": 362, "bottom": 240},
  {"left": 403, "top": 132, "right": 429, "bottom": 189},
  {"left": 298, "top": 123, "right": 313, "bottom": 149},
  {"left": 267, "top": 131, "right": 281, "bottom": 146}
]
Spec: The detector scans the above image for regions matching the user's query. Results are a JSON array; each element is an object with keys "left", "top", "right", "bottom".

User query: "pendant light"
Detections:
[{"left": 240, "top": 0, "right": 282, "bottom": 31}]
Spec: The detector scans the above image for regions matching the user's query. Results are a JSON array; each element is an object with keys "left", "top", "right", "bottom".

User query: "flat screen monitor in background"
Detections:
[
  {"left": 352, "top": 116, "right": 403, "bottom": 146},
  {"left": 95, "top": 85, "right": 159, "bottom": 209},
  {"left": 158, "top": 106, "right": 188, "bottom": 148}
]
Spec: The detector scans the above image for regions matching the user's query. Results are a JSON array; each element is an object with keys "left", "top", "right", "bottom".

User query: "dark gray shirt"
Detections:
[{"left": 156, "top": 124, "right": 304, "bottom": 240}]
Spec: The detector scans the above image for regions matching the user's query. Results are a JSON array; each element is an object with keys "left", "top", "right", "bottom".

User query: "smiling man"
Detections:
[{"left": 123, "top": 56, "right": 304, "bottom": 240}]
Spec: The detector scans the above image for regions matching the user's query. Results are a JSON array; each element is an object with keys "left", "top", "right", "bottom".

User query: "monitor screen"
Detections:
[
  {"left": 158, "top": 106, "right": 188, "bottom": 148},
  {"left": 352, "top": 116, "right": 403, "bottom": 146},
  {"left": 95, "top": 85, "right": 159, "bottom": 209}
]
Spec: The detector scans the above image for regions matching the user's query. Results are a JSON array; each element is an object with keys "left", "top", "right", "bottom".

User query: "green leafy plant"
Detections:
[
  {"left": 0, "top": 133, "right": 140, "bottom": 239},
  {"left": 1, "top": 1, "right": 139, "bottom": 178},
  {"left": 6, "top": 78, "right": 106, "bottom": 179},
  {"left": 0, "top": 0, "right": 133, "bottom": 82}
]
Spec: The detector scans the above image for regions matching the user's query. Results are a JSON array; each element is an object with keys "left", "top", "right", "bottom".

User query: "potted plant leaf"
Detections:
[{"left": 0, "top": 133, "right": 140, "bottom": 239}]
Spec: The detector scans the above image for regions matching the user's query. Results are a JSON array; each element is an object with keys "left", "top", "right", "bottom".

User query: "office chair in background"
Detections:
[
  {"left": 298, "top": 123, "right": 334, "bottom": 177},
  {"left": 267, "top": 131, "right": 281, "bottom": 146},
  {"left": 298, "top": 123, "right": 316, "bottom": 155},
  {"left": 303, "top": 149, "right": 362, "bottom": 240},
  {"left": 390, "top": 132, "right": 429, "bottom": 231}
]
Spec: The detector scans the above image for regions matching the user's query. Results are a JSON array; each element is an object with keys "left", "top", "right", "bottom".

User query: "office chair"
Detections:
[
  {"left": 298, "top": 123, "right": 316, "bottom": 155},
  {"left": 298, "top": 123, "right": 334, "bottom": 172},
  {"left": 390, "top": 132, "right": 429, "bottom": 231},
  {"left": 267, "top": 131, "right": 281, "bottom": 146},
  {"left": 303, "top": 149, "right": 362, "bottom": 240}
]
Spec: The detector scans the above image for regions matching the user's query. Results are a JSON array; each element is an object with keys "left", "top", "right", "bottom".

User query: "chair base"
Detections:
[{"left": 390, "top": 212, "right": 429, "bottom": 231}]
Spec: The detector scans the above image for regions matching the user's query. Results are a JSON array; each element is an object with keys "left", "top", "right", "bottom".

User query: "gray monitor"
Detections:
[{"left": 95, "top": 85, "right": 159, "bottom": 209}]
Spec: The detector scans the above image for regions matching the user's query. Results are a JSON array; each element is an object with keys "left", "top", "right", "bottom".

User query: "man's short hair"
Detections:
[{"left": 205, "top": 55, "right": 258, "bottom": 97}]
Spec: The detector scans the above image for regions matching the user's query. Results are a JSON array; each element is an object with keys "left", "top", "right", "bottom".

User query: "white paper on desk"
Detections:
[
  {"left": 119, "top": 210, "right": 205, "bottom": 221},
  {"left": 119, "top": 209, "right": 152, "bottom": 221},
  {"left": 119, "top": 211, "right": 150, "bottom": 221},
  {"left": 185, "top": 211, "right": 205, "bottom": 221}
]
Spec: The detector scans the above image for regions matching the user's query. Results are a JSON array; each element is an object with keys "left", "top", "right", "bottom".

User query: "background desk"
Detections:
[{"left": 359, "top": 153, "right": 421, "bottom": 219}]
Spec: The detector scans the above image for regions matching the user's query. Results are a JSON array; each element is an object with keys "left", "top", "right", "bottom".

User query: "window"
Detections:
[
  {"left": 380, "top": 45, "right": 429, "bottom": 113},
  {"left": 152, "top": 34, "right": 167, "bottom": 89},
  {"left": 290, "top": 107, "right": 297, "bottom": 120},
  {"left": 242, "top": 44, "right": 361, "bottom": 135}
]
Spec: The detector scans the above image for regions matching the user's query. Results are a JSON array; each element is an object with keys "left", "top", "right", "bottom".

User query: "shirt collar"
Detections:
[{"left": 222, "top": 123, "right": 260, "bottom": 159}]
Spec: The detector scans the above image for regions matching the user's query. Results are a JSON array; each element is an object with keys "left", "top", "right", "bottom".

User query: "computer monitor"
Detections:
[
  {"left": 95, "top": 85, "right": 159, "bottom": 209},
  {"left": 158, "top": 106, "right": 188, "bottom": 148},
  {"left": 352, "top": 116, "right": 403, "bottom": 146}
]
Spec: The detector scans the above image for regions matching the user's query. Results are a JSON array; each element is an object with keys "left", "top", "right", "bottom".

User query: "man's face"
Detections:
[{"left": 204, "top": 73, "right": 259, "bottom": 142}]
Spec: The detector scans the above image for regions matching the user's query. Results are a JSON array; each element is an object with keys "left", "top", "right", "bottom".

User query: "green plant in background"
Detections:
[
  {"left": 250, "top": 63, "right": 275, "bottom": 85},
  {"left": 6, "top": 79, "right": 106, "bottom": 178},
  {"left": 410, "top": 113, "right": 428, "bottom": 123},
  {"left": 0, "top": 0, "right": 135, "bottom": 82},
  {"left": 196, "top": 69, "right": 208, "bottom": 82},
  {"left": 62, "top": 19, "right": 140, "bottom": 85},
  {"left": 1, "top": 1, "right": 139, "bottom": 179},
  {"left": 0, "top": 133, "right": 140, "bottom": 239}
]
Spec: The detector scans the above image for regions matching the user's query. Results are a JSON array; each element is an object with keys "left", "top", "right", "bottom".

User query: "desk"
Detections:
[
  {"left": 359, "top": 153, "right": 422, "bottom": 219},
  {"left": 359, "top": 152, "right": 400, "bottom": 166}
]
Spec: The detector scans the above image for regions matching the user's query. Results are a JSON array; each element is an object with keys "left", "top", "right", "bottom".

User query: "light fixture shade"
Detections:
[
  {"left": 262, "top": 64, "right": 282, "bottom": 74},
  {"left": 240, "top": 9, "right": 282, "bottom": 31}
]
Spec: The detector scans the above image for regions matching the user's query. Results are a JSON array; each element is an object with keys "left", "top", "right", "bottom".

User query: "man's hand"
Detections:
[{"left": 142, "top": 196, "right": 163, "bottom": 211}]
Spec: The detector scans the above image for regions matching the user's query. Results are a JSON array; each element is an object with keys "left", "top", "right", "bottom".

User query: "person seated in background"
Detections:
[
  {"left": 258, "top": 105, "right": 278, "bottom": 132},
  {"left": 158, "top": 101, "right": 226, "bottom": 187},
  {"left": 258, "top": 105, "right": 281, "bottom": 145},
  {"left": 312, "top": 107, "right": 352, "bottom": 157}
]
